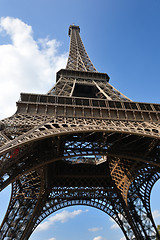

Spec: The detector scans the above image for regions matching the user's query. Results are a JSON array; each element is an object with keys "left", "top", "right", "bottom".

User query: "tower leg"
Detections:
[
  {"left": 128, "top": 170, "right": 160, "bottom": 239},
  {"left": 0, "top": 169, "right": 44, "bottom": 240}
]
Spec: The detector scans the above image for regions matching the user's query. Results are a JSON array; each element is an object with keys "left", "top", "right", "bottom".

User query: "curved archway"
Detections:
[
  {"left": 150, "top": 179, "right": 160, "bottom": 226},
  {"left": 30, "top": 205, "right": 125, "bottom": 240},
  {"left": 0, "top": 129, "right": 159, "bottom": 240},
  {"left": 0, "top": 129, "right": 159, "bottom": 193},
  {"left": 0, "top": 116, "right": 159, "bottom": 156},
  {"left": 0, "top": 184, "right": 11, "bottom": 225}
]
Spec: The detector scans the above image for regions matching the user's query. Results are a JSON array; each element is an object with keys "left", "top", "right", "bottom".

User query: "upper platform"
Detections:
[{"left": 56, "top": 69, "right": 110, "bottom": 82}]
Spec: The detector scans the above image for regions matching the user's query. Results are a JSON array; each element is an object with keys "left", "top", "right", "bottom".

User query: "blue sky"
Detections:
[{"left": 0, "top": 0, "right": 160, "bottom": 240}]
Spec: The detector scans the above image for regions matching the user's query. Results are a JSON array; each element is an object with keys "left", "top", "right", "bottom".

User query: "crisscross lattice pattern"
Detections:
[{"left": 66, "top": 25, "right": 97, "bottom": 72}]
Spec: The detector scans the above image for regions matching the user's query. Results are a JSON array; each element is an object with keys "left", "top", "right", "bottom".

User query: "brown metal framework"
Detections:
[{"left": 0, "top": 25, "right": 160, "bottom": 240}]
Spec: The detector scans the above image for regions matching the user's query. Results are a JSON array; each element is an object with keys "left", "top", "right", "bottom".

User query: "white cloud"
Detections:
[
  {"left": 0, "top": 17, "right": 68, "bottom": 119},
  {"left": 88, "top": 227, "right": 103, "bottom": 232},
  {"left": 93, "top": 237, "right": 103, "bottom": 240},
  {"left": 110, "top": 217, "right": 119, "bottom": 230},
  {"left": 110, "top": 222, "right": 119, "bottom": 230},
  {"left": 48, "top": 238, "right": 56, "bottom": 240},
  {"left": 93, "top": 236, "right": 105, "bottom": 240},
  {"left": 36, "top": 209, "right": 86, "bottom": 232},
  {"left": 152, "top": 210, "right": 160, "bottom": 219},
  {"left": 120, "top": 237, "right": 125, "bottom": 240}
]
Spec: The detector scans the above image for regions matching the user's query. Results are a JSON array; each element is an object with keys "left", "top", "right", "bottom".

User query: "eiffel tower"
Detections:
[{"left": 0, "top": 25, "right": 160, "bottom": 240}]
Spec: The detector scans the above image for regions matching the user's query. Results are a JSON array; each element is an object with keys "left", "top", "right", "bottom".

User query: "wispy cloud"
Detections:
[
  {"left": 93, "top": 236, "right": 106, "bottom": 240},
  {"left": 36, "top": 209, "right": 87, "bottom": 232},
  {"left": 0, "top": 17, "right": 68, "bottom": 119},
  {"left": 110, "top": 217, "right": 119, "bottom": 230},
  {"left": 110, "top": 222, "right": 119, "bottom": 230},
  {"left": 88, "top": 227, "right": 103, "bottom": 232},
  {"left": 48, "top": 238, "right": 56, "bottom": 240},
  {"left": 152, "top": 210, "right": 160, "bottom": 219},
  {"left": 93, "top": 237, "right": 103, "bottom": 240}
]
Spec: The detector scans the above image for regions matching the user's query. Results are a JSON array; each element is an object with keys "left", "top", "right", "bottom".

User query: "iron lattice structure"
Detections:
[{"left": 0, "top": 25, "right": 160, "bottom": 240}]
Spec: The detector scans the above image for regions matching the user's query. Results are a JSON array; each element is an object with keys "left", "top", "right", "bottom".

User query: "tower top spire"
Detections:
[
  {"left": 68, "top": 25, "right": 80, "bottom": 36},
  {"left": 66, "top": 24, "right": 97, "bottom": 72},
  {"left": 48, "top": 25, "right": 130, "bottom": 101}
]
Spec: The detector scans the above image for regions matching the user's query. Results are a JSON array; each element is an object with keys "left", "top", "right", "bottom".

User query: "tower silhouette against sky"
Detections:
[{"left": 0, "top": 25, "right": 160, "bottom": 239}]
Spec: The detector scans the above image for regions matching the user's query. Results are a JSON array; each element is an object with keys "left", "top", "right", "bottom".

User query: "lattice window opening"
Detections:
[
  {"left": 64, "top": 155, "right": 107, "bottom": 165},
  {"left": 64, "top": 140, "right": 109, "bottom": 151},
  {"left": 64, "top": 145, "right": 99, "bottom": 153},
  {"left": 0, "top": 173, "right": 10, "bottom": 189}
]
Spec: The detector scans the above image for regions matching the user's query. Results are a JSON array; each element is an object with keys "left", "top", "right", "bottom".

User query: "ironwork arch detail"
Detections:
[
  {"left": 0, "top": 118, "right": 159, "bottom": 156},
  {"left": 30, "top": 169, "right": 160, "bottom": 240}
]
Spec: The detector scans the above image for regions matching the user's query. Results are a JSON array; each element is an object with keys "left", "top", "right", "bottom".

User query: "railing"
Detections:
[{"left": 17, "top": 93, "right": 160, "bottom": 123}]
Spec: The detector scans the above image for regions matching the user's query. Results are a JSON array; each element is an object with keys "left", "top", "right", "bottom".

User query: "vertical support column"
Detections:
[
  {"left": 0, "top": 170, "right": 44, "bottom": 240},
  {"left": 128, "top": 170, "right": 160, "bottom": 239}
]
